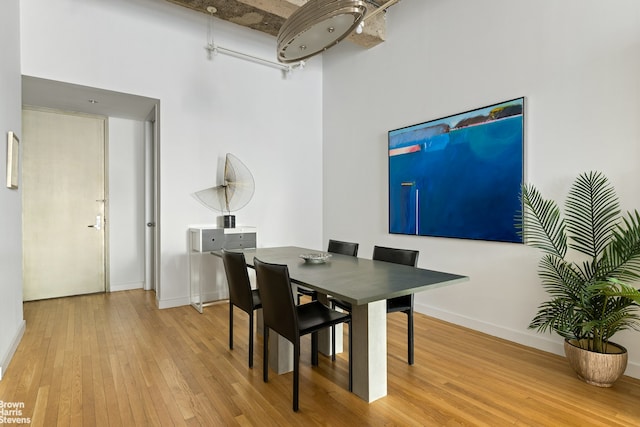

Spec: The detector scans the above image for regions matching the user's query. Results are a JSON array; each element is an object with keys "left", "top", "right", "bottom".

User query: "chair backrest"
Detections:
[
  {"left": 327, "top": 239, "right": 359, "bottom": 257},
  {"left": 373, "top": 246, "right": 419, "bottom": 308},
  {"left": 221, "top": 250, "right": 255, "bottom": 313},
  {"left": 372, "top": 245, "right": 419, "bottom": 267},
  {"left": 254, "top": 257, "right": 298, "bottom": 343}
]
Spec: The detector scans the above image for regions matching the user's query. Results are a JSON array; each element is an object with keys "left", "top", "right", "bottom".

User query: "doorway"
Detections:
[
  {"left": 21, "top": 76, "right": 161, "bottom": 302},
  {"left": 22, "top": 108, "right": 107, "bottom": 300}
]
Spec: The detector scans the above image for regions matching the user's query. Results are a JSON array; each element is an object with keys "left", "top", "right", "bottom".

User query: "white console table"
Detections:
[{"left": 189, "top": 225, "right": 257, "bottom": 313}]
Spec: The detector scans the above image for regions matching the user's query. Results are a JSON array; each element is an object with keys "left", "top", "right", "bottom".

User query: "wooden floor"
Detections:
[{"left": 2, "top": 290, "right": 640, "bottom": 426}]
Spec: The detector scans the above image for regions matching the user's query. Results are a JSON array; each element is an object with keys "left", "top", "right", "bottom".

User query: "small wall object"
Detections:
[
  {"left": 6, "top": 131, "right": 19, "bottom": 189},
  {"left": 194, "top": 153, "right": 255, "bottom": 228}
]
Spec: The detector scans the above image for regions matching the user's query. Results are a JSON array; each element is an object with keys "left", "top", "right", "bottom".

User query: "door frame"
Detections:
[{"left": 145, "top": 105, "right": 160, "bottom": 295}]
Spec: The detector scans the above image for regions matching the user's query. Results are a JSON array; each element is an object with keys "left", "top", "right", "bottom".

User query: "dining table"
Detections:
[{"left": 215, "top": 246, "right": 469, "bottom": 402}]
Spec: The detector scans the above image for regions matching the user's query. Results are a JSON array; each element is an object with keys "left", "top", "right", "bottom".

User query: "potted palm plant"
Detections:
[{"left": 518, "top": 171, "right": 640, "bottom": 386}]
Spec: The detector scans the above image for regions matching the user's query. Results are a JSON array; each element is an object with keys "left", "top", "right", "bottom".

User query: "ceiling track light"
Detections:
[{"left": 277, "top": 0, "right": 368, "bottom": 63}]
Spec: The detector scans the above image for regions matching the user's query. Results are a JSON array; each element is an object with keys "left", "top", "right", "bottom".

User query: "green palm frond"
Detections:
[
  {"left": 529, "top": 299, "right": 584, "bottom": 339},
  {"left": 521, "top": 172, "right": 640, "bottom": 353},
  {"left": 582, "top": 305, "right": 640, "bottom": 342},
  {"left": 518, "top": 183, "right": 567, "bottom": 258},
  {"left": 538, "top": 255, "right": 586, "bottom": 299},
  {"left": 565, "top": 171, "right": 620, "bottom": 257},
  {"left": 599, "top": 211, "right": 640, "bottom": 281},
  {"left": 598, "top": 278, "right": 640, "bottom": 304}
]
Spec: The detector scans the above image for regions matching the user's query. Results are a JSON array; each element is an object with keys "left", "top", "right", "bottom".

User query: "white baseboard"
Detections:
[
  {"left": 626, "top": 360, "right": 640, "bottom": 379},
  {"left": 202, "top": 289, "right": 229, "bottom": 303},
  {"left": 415, "top": 302, "right": 640, "bottom": 380},
  {"left": 109, "top": 281, "right": 144, "bottom": 292},
  {"left": 157, "top": 296, "right": 191, "bottom": 309},
  {"left": 0, "top": 319, "right": 26, "bottom": 381}
]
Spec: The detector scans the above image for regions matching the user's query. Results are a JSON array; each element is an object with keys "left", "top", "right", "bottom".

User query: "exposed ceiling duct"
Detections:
[{"left": 165, "top": 0, "right": 401, "bottom": 52}]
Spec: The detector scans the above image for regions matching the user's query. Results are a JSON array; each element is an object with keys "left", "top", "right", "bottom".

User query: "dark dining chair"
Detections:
[
  {"left": 327, "top": 239, "right": 359, "bottom": 257},
  {"left": 297, "top": 239, "right": 360, "bottom": 303},
  {"left": 374, "top": 245, "right": 419, "bottom": 365},
  {"left": 254, "top": 257, "right": 352, "bottom": 412},
  {"left": 331, "top": 245, "right": 419, "bottom": 365},
  {"left": 221, "top": 249, "right": 262, "bottom": 368}
]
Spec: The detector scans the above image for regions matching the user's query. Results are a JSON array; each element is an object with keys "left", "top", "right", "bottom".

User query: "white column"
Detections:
[
  {"left": 268, "top": 333, "right": 294, "bottom": 374},
  {"left": 351, "top": 300, "right": 387, "bottom": 402}
]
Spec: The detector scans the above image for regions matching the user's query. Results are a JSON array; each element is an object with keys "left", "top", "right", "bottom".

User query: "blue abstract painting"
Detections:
[{"left": 388, "top": 98, "right": 524, "bottom": 243}]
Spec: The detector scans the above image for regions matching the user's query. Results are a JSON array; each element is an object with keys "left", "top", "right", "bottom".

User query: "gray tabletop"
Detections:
[{"left": 215, "top": 246, "right": 468, "bottom": 305}]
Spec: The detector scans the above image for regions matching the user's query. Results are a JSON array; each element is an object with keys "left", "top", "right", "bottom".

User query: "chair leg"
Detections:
[
  {"left": 311, "top": 332, "right": 318, "bottom": 366},
  {"left": 407, "top": 308, "right": 414, "bottom": 365},
  {"left": 248, "top": 312, "right": 254, "bottom": 368},
  {"left": 348, "top": 320, "right": 352, "bottom": 392},
  {"left": 331, "top": 325, "right": 336, "bottom": 361},
  {"left": 293, "top": 342, "right": 300, "bottom": 412},
  {"left": 263, "top": 327, "right": 269, "bottom": 382},
  {"left": 229, "top": 302, "right": 234, "bottom": 350},
  {"left": 330, "top": 300, "right": 336, "bottom": 361}
]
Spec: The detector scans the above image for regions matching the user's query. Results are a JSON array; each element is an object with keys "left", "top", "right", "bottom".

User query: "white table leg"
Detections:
[
  {"left": 351, "top": 300, "right": 387, "bottom": 402},
  {"left": 256, "top": 307, "right": 294, "bottom": 374},
  {"left": 268, "top": 332, "right": 294, "bottom": 374}
]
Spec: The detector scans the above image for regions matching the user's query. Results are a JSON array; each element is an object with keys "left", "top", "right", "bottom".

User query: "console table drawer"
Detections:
[
  {"left": 200, "top": 228, "right": 225, "bottom": 251},
  {"left": 224, "top": 233, "right": 256, "bottom": 249}
]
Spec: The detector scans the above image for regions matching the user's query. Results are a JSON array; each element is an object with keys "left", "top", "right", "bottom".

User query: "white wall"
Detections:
[
  {"left": 0, "top": 0, "right": 25, "bottom": 380},
  {"left": 108, "top": 118, "right": 145, "bottom": 291},
  {"left": 323, "top": 0, "right": 640, "bottom": 377},
  {"left": 20, "top": 0, "right": 324, "bottom": 308}
]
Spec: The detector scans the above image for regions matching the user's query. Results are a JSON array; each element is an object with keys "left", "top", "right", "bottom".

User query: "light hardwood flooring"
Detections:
[{"left": 1, "top": 289, "right": 640, "bottom": 426}]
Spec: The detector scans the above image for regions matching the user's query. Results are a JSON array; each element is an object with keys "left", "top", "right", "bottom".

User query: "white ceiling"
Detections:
[{"left": 22, "top": 76, "right": 159, "bottom": 121}]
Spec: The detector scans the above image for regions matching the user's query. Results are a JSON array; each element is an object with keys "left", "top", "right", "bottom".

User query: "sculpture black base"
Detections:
[{"left": 223, "top": 215, "right": 236, "bottom": 228}]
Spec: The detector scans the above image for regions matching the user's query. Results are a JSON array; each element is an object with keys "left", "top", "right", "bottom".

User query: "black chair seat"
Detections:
[{"left": 297, "top": 301, "right": 350, "bottom": 335}]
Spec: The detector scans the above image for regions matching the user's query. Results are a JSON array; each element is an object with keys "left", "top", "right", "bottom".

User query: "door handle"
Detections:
[{"left": 88, "top": 215, "right": 102, "bottom": 230}]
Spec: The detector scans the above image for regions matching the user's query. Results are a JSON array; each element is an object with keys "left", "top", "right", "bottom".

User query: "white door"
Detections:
[{"left": 22, "top": 108, "right": 106, "bottom": 301}]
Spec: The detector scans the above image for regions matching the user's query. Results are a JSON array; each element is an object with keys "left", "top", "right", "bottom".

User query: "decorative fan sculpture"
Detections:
[{"left": 194, "top": 153, "right": 255, "bottom": 228}]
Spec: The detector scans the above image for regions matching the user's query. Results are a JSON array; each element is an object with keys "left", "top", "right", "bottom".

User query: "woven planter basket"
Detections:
[{"left": 564, "top": 339, "right": 628, "bottom": 387}]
